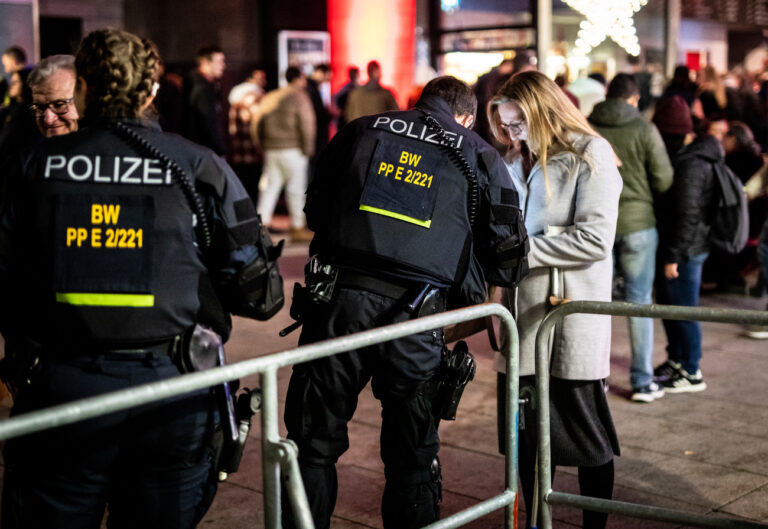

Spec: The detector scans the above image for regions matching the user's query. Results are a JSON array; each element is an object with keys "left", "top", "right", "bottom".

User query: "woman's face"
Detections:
[{"left": 497, "top": 101, "right": 528, "bottom": 142}]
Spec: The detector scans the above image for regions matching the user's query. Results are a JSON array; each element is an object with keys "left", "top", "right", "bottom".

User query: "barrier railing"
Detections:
[
  {"left": 534, "top": 301, "right": 768, "bottom": 529},
  {"left": 0, "top": 303, "right": 520, "bottom": 529}
]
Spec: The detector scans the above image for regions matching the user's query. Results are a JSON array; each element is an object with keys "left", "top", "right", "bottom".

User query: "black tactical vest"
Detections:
[
  {"left": 21, "top": 125, "right": 206, "bottom": 345},
  {"left": 318, "top": 110, "right": 475, "bottom": 285}
]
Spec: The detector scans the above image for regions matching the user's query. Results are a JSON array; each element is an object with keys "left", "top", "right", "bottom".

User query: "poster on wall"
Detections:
[{"left": 277, "top": 30, "right": 331, "bottom": 87}]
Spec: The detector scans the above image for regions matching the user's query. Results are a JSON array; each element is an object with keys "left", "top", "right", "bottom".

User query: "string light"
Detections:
[{"left": 565, "top": 0, "right": 647, "bottom": 56}]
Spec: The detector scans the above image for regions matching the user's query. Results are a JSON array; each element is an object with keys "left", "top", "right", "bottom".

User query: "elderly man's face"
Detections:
[{"left": 31, "top": 69, "right": 79, "bottom": 138}]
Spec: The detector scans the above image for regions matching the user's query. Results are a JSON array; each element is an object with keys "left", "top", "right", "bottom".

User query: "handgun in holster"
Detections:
[
  {"left": 280, "top": 255, "right": 338, "bottom": 336},
  {"left": 424, "top": 340, "right": 476, "bottom": 421}
]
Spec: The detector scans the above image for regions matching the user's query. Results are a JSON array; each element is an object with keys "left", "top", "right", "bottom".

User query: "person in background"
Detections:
[
  {"left": 1, "top": 46, "right": 27, "bottom": 108},
  {"left": 652, "top": 101, "right": 719, "bottom": 393},
  {"left": 334, "top": 66, "right": 359, "bottom": 130},
  {"left": 0, "top": 68, "right": 37, "bottom": 183},
  {"left": 228, "top": 69, "right": 266, "bottom": 106},
  {"left": 568, "top": 70, "right": 606, "bottom": 117},
  {"left": 490, "top": 71, "right": 622, "bottom": 529},
  {"left": 228, "top": 76, "right": 263, "bottom": 203},
  {"left": 345, "top": 60, "right": 398, "bottom": 122},
  {"left": 307, "top": 64, "right": 332, "bottom": 156},
  {"left": 588, "top": 73, "right": 673, "bottom": 403},
  {"left": 698, "top": 65, "right": 741, "bottom": 122},
  {"left": 183, "top": 44, "right": 227, "bottom": 155},
  {"left": 723, "top": 122, "right": 765, "bottom": 275},
  {"left": 555, "top": 74, "right": 580, "bottom": 109},
  {"left": 27, "top": 55, "right": 79, "bottom": 138},
  {"left": 252, "top": 66, "right": 315, "bottom": 242},
  {"left": 155, "top": 59, "right": 184, "bottom": 134},
  {"left": 306, "top": 63, "right": 333, "bottom": 181},
  {"left": 663, "top": 65, "right": 705, "bottom": 119},
  {"left": 473, "top": 58, "right": 515, "bottom": 145},
  {"left": 724, "top": 121, "right": 763, "bottom": 184},
  {"left": 743, "top": 161, "right": 768, "bottom": 338}
]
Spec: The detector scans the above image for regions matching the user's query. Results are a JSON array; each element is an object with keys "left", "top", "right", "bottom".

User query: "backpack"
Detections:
[{"left": 708, "top": 159, "right": 748, "bottom": 254}]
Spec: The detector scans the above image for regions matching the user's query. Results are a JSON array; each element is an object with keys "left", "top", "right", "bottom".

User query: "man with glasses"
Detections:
[{"left": 28, "top": 55, "right": 79, "bottom": 138}]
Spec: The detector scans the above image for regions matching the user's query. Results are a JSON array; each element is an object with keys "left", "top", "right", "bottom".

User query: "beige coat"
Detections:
[
  {"left": 251, "top": 85, "right": 315, "bottom": 156},
  {"left": 497, "top": 134, "right": 622, "bottom": 380}
]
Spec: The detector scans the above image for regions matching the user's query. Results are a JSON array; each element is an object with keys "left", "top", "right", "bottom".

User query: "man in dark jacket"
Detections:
[
  {"left": 589, "top": 73, "right": 673, "bottom": 403},
  {"left": 282, "top": 76, "right": 528, "bottom": 529},
  {"left": 183, "top": 45, "right": 227, "bottom": 156},
  {"left": 654, "top": 127, "right": 720, "bottom": 394}
]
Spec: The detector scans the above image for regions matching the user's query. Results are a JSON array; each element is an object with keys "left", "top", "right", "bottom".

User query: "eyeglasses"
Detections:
[
  {"left": 29, "top": 98, "right": 74, "bottom": 116},
  {"left": 500, "top": 120, "right": 526, "bottom": 135}
]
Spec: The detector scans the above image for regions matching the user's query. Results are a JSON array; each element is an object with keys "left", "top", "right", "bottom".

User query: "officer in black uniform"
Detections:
[
  {"left": 0, "top": 29, "right": 278, "bottom": 528},
  {"left": 283, "top": 76, "right": 528, "bottom": 529}
]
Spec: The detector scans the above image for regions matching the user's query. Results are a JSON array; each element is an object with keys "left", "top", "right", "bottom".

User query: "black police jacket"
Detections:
[
  {"left": 0, "top": 118, "right": 264, "bottom": 346},
  {"left": 306, "top": 95, "right": 528, "bottom": 305}
]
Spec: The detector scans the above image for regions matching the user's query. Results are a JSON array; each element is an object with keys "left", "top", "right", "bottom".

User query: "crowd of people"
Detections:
[{"left": 1, "top": 30, "right": 768, "bottom": 529}]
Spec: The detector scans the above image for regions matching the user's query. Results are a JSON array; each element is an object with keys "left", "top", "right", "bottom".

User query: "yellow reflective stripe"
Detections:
[
  {"left": 359, "top": 205, "right": 431, "bottom": 228},
  {"left": 55, "top": 293, "right": 155, "bottom": 307}
]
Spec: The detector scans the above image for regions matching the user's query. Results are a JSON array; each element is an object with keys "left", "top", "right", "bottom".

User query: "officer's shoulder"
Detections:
[
  {"left": 28, "top": 126, "right": 94, "bottom": 157},
  {"left": 142, "top": 126, "right": 212, "bottom": 157}
]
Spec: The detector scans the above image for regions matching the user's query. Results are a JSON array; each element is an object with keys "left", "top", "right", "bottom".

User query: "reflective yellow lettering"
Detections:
[
  {"left": 409, "top": 153, "right": 422, "bottom": 167},
  {"left": 399, "top": 151, "right": 409, "bottom": 164},
  {"left": 395, "top": 166, "right": 404, "bottom": 180},
  {"left": 106, "top": 229, "right": 116, "bottom": 248},
  {"left": 91, "top": 204, "right": 103, "bottom": 224},
  {"left": 103, "top": 204, "right": 120, "bottom": 225},
  {"left": 378, "top": 161, "right": 388, "bottom": 174},
  {"left": 91, "top": 228, "right": 102, "bottom": 247},
  {"left": 385, "top": 163, "right": 394, "bottom": 176},
  {"left": 66, "top": 227, "right": 77, "bottom": 247},
  {"left": 76, "top": 228, "right": 88, "bottom": 247}
]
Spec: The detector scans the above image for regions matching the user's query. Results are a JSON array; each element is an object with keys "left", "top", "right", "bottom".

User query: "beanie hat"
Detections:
[{"left": 652, "top": 95, "right": 694, "bottom": 135}]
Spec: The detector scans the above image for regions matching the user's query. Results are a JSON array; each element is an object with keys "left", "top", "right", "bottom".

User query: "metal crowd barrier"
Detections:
[
  {"left": 0, "top": 303, "right": 520, "bottom": 529},
  {"left": 534, "top": 301, "right": 768, "bottom": 529}
]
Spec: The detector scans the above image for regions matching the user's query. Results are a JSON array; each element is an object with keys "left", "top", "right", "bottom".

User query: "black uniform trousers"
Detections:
[
  {"left": 2, "top": 351, "right": 218, "bottom": 529},
  {"left": 283, "top": 286, "right": 445, "bottom": 529}
]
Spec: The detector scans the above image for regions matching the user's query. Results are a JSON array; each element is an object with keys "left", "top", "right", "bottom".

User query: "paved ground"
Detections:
[{"left": 2, "top": 236, "right": 768, "bottom": 528}]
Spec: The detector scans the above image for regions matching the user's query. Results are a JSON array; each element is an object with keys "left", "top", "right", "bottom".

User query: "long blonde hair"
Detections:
[
  {"left": 488, "top": 71, "right": 600, "bottom": 194},
  {"left": 699, "top": 65, "right": 727, "bottom": 109}
]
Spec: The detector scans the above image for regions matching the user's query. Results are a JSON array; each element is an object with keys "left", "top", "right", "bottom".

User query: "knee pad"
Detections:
[{"left": 382, "top": 458, "right": 442, "bottom": 529}]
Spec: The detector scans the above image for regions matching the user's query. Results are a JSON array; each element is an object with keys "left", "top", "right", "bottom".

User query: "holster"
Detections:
[
  {"left": 423, "top": 340, "right": 476, "bottom": 421},
  {"left": 280, "top": 255, "right": 338, "bottom": 336}
]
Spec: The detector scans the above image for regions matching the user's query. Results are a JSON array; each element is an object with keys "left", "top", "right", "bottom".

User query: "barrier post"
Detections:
[
  {"left": 533, "top": 301, "right": 768, "bottom": 529},
  {"left": 261, "top": 367, "right": 282, "bottom": 529}
]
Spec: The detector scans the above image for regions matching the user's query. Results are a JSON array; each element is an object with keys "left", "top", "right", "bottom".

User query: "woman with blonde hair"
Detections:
[
  {"left": 698, "top": 65, "right": 731, "bottom": 121},
  {"left": 489, "top": 71, "right": 623, "bottom": 529}
]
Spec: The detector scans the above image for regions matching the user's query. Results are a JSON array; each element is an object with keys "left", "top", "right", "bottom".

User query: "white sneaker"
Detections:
[
  {"left": 631, "top": 382, "right": 665, "bottom": 403},
  {"left": 745, "top": 325, "right": 768, "bottom": 340}
]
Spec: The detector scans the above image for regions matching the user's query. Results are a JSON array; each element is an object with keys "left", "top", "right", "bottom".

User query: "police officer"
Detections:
[
  {"left": 0, "top": 29, "right": 277, "bottom": 528},
  {"left": 283, "top": 76, "right": 528, "bottom": 529}
]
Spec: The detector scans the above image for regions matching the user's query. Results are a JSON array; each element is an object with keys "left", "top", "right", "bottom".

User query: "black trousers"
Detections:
[
  {"left": 2, "top": 352, "right": 218, "bottom": 529},
  {"left": 283, "top": 287, "right": 444, "bottom": 529}
]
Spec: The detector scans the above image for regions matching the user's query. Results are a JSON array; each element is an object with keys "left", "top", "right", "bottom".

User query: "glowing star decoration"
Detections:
[{"left": 565, "top": 0, "right": 647, "bottom": 56}]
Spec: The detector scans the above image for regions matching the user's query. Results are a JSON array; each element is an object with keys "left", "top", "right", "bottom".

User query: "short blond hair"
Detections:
[{"left": 488, "top": 71, "right": 600, "bottom": 193}]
